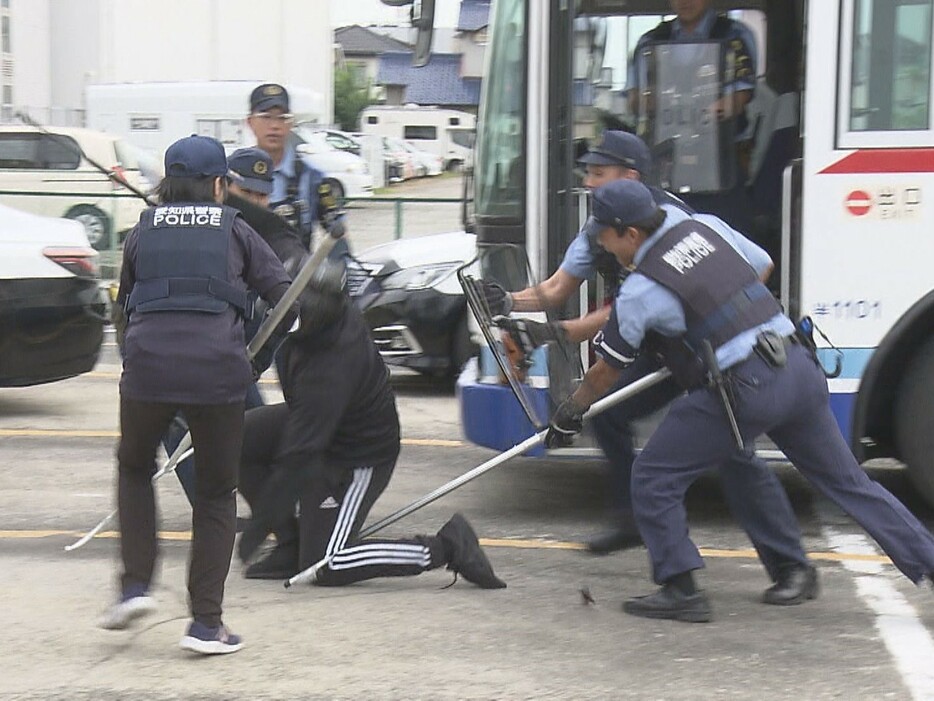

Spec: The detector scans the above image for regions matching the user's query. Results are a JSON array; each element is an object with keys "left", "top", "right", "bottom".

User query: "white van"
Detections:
[
  {"left": 0, "top": 126, "right": 151, "bottom": 252},
  {"left": 359, "top": 105, "right": 475, "bottom": 171}
]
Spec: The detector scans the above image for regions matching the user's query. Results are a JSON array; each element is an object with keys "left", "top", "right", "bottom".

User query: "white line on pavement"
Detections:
[{"left": 821, "top": 521, "right": 934, "bottom": 700}]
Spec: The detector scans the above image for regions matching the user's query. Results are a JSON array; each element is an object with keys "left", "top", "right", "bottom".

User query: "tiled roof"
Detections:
[
  {"left": 457, "top": 0, "right": 491, "bottom": 32},
  {"left": 377, "top": 52, "right": 481, "bottom": 106},
  {"left": 335, "top": 25, "right": 412, "bottom": 55}
]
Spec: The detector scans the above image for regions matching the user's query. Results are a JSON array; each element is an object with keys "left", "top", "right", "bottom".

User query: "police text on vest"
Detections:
[
  {"left": 661, "top": 232, "right": 717, "bottom": 274},
  {"left": 153, "top": 206, "right": 223, "bottom": 228}
]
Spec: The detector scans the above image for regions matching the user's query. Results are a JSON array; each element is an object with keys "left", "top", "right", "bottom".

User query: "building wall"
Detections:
[
  {"left": 6, "top": 0, "right": 54, "bottom": 122},
  {"left": 5, "top": 0, "right": 333, "bottom": 125}
]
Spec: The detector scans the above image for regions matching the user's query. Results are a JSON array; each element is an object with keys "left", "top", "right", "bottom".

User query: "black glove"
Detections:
[
  {"left": 479, "top": 280, "right": 514, "bottom": 316},
  {"left": 545, "top": 396, "right": 586, "bottom": 449},
  {"left": 493, "top": 316, "right": 568, "bottom": 357}
]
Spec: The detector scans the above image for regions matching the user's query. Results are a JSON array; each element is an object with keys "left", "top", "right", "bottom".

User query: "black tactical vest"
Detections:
[
  {"left": 270, "top": 156, "right": 312, "bottom": 246},
  {"left": 637, "top": 219, "right": 780, "bottom": 352},
  {"left": 126, "top": 203, "right": 250, "bottom": 316}
]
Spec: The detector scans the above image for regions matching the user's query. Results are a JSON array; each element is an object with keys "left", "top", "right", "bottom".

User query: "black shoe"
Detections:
[
  {"left": 244, "top": 544, "right": 299, "bottom": 580},
  {"left": 238, "top": 521, "right": 272, "bottom": 564},
  {"left": 762, "top": 564, "right": 819, "bottom": 605},
  {"left": 622, "top": 584, "right": 712, "bottom": 623},
  {"left": 585, "top": 526, "right": 643, "bottom": 555},
  {"left": 437, "top": 513, "right": 506, "bottom": 589}
]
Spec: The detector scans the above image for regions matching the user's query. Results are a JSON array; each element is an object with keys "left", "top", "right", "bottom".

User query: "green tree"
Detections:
[{"left": 333, "top": 66, "right": 374, "bottom": 131}]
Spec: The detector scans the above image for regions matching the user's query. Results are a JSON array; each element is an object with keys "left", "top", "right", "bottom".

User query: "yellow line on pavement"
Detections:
[
  {"left": 0, "top": 429, "right": 463, "bottom": 447},
  {"left": 0, "top": 530, "right": 894, "bottom": 565}
]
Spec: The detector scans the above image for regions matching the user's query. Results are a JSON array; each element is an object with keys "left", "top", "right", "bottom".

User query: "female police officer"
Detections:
[
  {"left": 100, "top": 135, "right": 292, "bottom": 654},
  {"left": 547, "top": 178, "right": 934, "bottom": 623}
]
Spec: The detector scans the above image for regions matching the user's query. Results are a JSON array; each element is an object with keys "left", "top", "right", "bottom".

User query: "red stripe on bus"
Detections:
[{"left": 819, "top": 149, "right": 934, "bottom": 174}]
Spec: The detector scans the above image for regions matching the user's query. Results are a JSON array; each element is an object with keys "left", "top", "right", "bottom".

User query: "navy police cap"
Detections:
[
  {"left": 228, "top": 147, "right": 274, "bottom": 195},
  {"left": 591, "top": 179, "right": 659, "bottom": 230},
  {"left": 578, "top": 130, "right": 651, "bottom": 174},
  {"left": 250, "top": 83, "right": 290, "bottom": 113},
  {"left": 164, "top": 134, "right": 228, "bottom": 178}
]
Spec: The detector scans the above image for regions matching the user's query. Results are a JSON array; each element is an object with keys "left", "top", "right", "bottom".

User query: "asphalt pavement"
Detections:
[
  {"left": 4, "top": 177, "right": 934, "bottom": 699},
  {"left": 2, "top": 333, "right": 934, "bottom": 700}
]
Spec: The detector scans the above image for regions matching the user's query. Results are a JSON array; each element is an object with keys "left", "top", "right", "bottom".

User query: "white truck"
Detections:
[
  {"left": 358, "top": 105, "right": 475, "bottom": 171},
  {"left": 84, "top": 81, "right": 325, "bottom": 159}
]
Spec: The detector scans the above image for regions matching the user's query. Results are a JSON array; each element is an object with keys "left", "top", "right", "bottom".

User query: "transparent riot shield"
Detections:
[{"left": 634, "top": 40, "right": 737, "bottom": 194}]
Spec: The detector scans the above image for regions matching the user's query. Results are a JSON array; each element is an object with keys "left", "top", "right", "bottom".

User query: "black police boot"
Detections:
[
  {"left": 623, "top": 574, "right": 711, "bottom": 623},
  {"left": 584, "top": 510, "right": 643, "bottom": 554},
  {"left": 437, "top": 513, "right": 506, "bottom": 589},
  {"left": 245, "top": 543, "right": 299, "bottom": 580},
  {"left": 762, "top": 563, "right": 819, "bottom": 605}
]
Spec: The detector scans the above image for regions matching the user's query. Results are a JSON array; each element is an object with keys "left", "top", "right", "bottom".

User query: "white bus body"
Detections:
[
  {"left": 359, "top": 105, "right": 476, "bottom": 170},
  {"left": 452, "top": 0, "right": 934, "bottom": 506}
]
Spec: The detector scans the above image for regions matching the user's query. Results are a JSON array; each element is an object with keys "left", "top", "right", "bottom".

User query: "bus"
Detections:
[{"left": 392, "top": 0, "right": 934, "bottom": 507}]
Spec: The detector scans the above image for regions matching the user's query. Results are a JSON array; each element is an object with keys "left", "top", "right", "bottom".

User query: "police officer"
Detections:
[
  {"left": 486, "top": 132, "right": 815, "bottom": 607},
  {"left": 161, "top": 146, "right": 306, "bottom": 507},
  {"left": 626, "top": 0, "right": 756, "bottom": 122},
  {"left": 101, "top": 135, "right": 293, "bottom": 654},
  {"left": 625, "top": 0, "right": 758, "bottom": 232},
  {"left": 236, "top": 260, "right": 505, "bottom": 590},
  {"left": 548, "top": 178, "right": 934, "bottom": 622},
  {"left": 246, "top": 83, "right": 328, "bottom": 250}
]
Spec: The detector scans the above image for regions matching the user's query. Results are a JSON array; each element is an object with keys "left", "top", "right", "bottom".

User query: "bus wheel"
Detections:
[{"left": 895, "top": 335, "right": 934, "bottom": 506}]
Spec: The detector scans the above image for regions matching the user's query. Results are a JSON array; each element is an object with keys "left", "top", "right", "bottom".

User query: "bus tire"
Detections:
[{"left": 895, "top": 335, "right": 934, "bottom": 506}]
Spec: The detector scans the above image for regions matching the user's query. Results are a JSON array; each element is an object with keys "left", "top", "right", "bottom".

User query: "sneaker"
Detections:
[
  {"left": 179, "top": 621, "right": 244, "bottom": 655},
  {"left": 437, "top": 513, "right": 506, "bottom": 589},
  {"left": 99, "top": 592, "right": 157, "bottom": 630}
]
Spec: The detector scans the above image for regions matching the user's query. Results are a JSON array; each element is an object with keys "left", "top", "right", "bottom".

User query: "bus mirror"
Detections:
[{"left": 411, "top": 0, "right": 436, "bottom": 67}]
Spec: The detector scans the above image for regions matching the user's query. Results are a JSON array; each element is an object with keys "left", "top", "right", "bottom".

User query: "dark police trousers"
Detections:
[
  {"left": 239, "top": 404, "right": 443, "bottom": 584},
  {"left": 590, "top": 352, "right": 809, "bottom": 580},
  {"left": 633, "top": 343, "right": 934, "bottom": 585},
  {"left": 118, "top": 397, "right": 244, "bottom": 628}
]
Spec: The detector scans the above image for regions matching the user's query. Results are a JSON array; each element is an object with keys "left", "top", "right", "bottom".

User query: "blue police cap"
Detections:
[
  {"left": 164, "top": 135, "right": 228, "bottom": 178},
  {"left": 578, "top": 130, "right": 651, "bottom": 174},
  {"left": 227, "top": 147, "right": 274, "bottom": 195},
  {"left": 250, "top": 83, "right": 290, "bottom": 113},
  {"left": 591, "top": 179, "right": 659, "bottom": 230}
]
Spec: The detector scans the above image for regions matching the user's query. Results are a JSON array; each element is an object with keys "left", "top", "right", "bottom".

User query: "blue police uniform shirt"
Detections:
[
  {"left": 595, "top": 203, "right": 794, "bottom": 371},
  {"left": 271, "top": 145, "right": 324, "bottom": 233},
  {"left": 625, "top": 9, "right": 757, "bottom": 96},
  {"left": 559, "top": 188, "right": 693, "bottom": 280}
]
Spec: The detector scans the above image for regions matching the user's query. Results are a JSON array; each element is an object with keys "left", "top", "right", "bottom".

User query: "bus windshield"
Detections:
[{"left": 474, "top": 0, "right": 525, "bottom": 221}]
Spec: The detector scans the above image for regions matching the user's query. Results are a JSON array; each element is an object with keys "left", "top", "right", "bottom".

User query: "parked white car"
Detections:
[
  {"left": 0, "top": 126, "right": 152, "bottom": 251},
  {"left": 0, "top": 204, "right": 106, "bottom": 386},
  {"left": 401, "top": 139, "right": 444, "bottom": 177},
  {"left": 291, "top": 128, "right": 374, "bottom": 201}
]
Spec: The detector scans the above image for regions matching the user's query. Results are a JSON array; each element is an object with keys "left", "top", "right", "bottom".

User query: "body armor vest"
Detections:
[
  {"left": 637, "top": 219, "right": 780, "bottom": 384},
  {"left": 271, "top": 156, "right": 311, "bottom": 246},
  {"left": 126, "top": 203, "right": 249, "bottom": 316}
]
